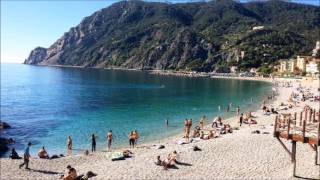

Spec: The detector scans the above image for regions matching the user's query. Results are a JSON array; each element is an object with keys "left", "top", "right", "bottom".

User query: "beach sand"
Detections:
[{"left": 1, "top": 78, "right": 319, "bottom": 179}]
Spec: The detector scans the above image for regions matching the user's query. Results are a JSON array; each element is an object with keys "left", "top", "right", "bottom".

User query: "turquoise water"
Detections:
[{"left": 1, "top": 64, "right": 271, "bottom": 156}]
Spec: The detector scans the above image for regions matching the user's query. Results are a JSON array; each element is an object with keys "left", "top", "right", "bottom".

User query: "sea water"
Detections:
[{"left": 0, "top": 64, "right": 272, "bottom": 156}]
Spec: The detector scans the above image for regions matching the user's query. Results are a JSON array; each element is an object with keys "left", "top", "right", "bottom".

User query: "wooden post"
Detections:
[
  {"left": 315, "top": 145, "right": 318, "bottom": 165},
  {"left": 287, "top": 118, "right": 291, "bottom": 140},
  {"left": 299, "top": 111, "right": 303, "bottom": 126},
  {"left": 292, "top": 141, "right": 297, "bottom": 177},
  {"left": 273, "top": 116, "right": 278, "bottom": 137},
  {"left": 313, "top": 109, "right": 316, "bottom": 123},
  {"left": 318, "top": 110, "right": 320, "bottom": 122},
  {"left": 302, "top": 119, "right": 306, "bottom": 143}
]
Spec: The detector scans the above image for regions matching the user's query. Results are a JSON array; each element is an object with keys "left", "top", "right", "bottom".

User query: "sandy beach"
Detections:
[{"left": 1, "top": 77, "right": 319, "bottom": 180}]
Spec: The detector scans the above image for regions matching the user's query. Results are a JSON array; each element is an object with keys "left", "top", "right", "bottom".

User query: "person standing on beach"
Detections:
[
  {"left": 107, "top": 130, "right": 113, "bottom": 150},
  {"left": 19, "top": 142, "right": 31, "bottom": 169},
  {"left": 186, "top": 119, "right": 192, "bottom": 142},
  {"left": 91, "top": 134, "right": 97, "bottom": 152},
  {"left": 128, "top": 131, "right": 135, "bottom": 148},
  {"left": 184, "top": 119, "right": 188, "bottom": 134},
  {"left": 67, "top": 136, "right": 72, "bottom": 151},
  {"left": 199, "top": 116, "right": 205, "bottom": 129},
  {"left": 239, "top": 113, "right": 243, "bottom": 127},
  {"left": 236, "top": 106, "right": 240, "bottom": 116},
  {"left": 133, "top": 130, "right": 139, "bottom": 146}
]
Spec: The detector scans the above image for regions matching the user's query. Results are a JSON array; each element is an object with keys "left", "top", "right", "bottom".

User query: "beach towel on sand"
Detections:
[{"left": 110, "top": 152, "right": 125, "bottom": 161}]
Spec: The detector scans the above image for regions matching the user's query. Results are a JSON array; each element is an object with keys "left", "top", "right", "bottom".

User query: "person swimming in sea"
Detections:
[{"left": 165, "top": 118, "right": 169, "bottom": 127}]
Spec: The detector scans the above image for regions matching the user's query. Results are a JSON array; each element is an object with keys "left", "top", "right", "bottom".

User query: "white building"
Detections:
[
  {"left": 306, "top": 61, "right": 319, "bottom": 74},
  {"left": 252, "top": 26, "right": 264, "bottom": 30},
  {"left": 312, "top": 41, "right": 320, "bottom": 57}
]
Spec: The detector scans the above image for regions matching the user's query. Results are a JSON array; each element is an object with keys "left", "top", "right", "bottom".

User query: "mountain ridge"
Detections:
[{"left": 24, "top": 0, "right": 320, "bottom": 72}]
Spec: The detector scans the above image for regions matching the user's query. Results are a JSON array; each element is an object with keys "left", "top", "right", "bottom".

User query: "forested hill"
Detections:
[{"left": 24, "top": 0, "right": 320, "bottom": 72}]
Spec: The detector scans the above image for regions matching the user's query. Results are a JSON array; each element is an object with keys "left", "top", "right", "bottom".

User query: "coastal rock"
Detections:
[
  {"left": 24, "top": 47, "right": 47, "bottom": 65},
  {"left": 24, "top": 0, "right": 319, "bottom": 71},
  {"left": 0, "top": 137, "right": 15, "bottom": 157},
  {"left": 0, "top": 122, "right": 11, "bottom": 129}
]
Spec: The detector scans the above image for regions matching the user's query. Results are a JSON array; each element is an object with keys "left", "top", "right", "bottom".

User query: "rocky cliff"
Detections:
[{"left": 24, "top": 0, "right": 320, "bottom": 72}]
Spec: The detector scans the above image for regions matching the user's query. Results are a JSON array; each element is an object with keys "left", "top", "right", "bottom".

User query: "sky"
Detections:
[{"left": 1, "top": 0, "right": 319, "bottom": 63}]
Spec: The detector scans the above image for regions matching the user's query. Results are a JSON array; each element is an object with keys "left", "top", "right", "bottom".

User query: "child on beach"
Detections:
[
  {"left": 239, "top": 113, "right": 243, "bottom": 127},
  {"left": 237, "top": 106, "right": 240, "bottom": 115}
]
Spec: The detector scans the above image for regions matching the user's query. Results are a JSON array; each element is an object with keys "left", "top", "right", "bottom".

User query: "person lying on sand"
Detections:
[
  {"left": 243, "top": 118, "right": 257, "bottom": 125},
  {"left": 123, "top": 149, "right": 133, "bottom": 158},
  {"left": 38, "top": 146, "right": 49, "bottom": 159},
  {"left": 200, "top": 130, "right": 217, "bottom": 140}
]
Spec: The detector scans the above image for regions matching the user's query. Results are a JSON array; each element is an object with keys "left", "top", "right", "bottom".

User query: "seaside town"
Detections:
[
  {"left": 150, "top": 41, "right": 320, "bottom": 80},
  {"left": 1, "top": 0, "right": 320, "bottom": 180}
]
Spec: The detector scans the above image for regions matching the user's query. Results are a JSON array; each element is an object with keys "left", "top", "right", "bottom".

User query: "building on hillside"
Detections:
[
  {"left": 306, "top": 58, "right": 320, "bottom": 76},
  {"left": 296, "top": 55, "right": 307, "bottom": 72},
  {"left": 296, "top": 55, "right": 318, "bottom": 72},
  {"left": 230, "top": 66, "right": 238, "bottom": 73},
  {"left": 306, "top": 62, "right": 319, "bottom": 74},
  {"left": 279, "top": 59, "right": 296, "bottom": 73},
  {"left": 250, "top": 68, "right": 257, "bottom": 74},
  {"left": 312, "top": 41, "right": 320, "bottom": 57},
  {"left": 252, "top": 26, "right": 264, "bottom": 31}
]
